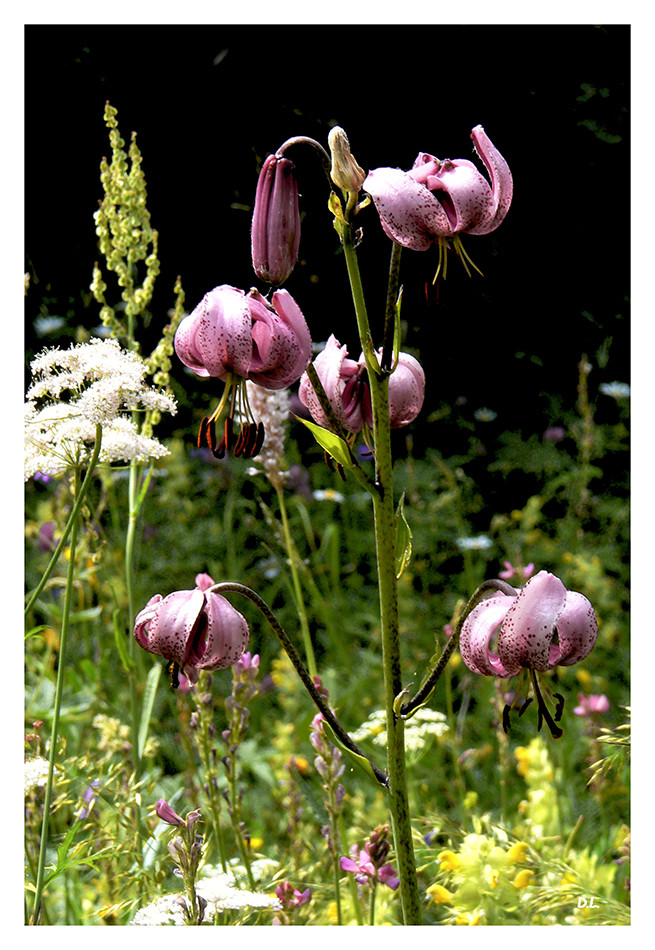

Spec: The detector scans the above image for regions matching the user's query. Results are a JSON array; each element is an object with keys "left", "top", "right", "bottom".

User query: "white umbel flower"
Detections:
[
  {"left": 24, "top": 339, "right": 176, "bottom": 481},
  {"left": 130, "top": 867, "right": 281, "bottom": 925}
]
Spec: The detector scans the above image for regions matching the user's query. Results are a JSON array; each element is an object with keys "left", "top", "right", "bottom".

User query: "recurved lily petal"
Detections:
[
  {"left": 247, "top": 288, "right": 312, "bottom": 389},
  {"left": 550, "top": 590, "right": 598, "bottom": 667},
  {"left": 174, "top": 285, "right": 253, "bottom": 381},
  {"left": 459, "top": 593, "right": 515, "bottom": 677},
  {"left": 364, "top": 125, "right": 512, "bottom": 250},
  {"left": 468, "top": 125, "right": 514, "bottom": 234}
]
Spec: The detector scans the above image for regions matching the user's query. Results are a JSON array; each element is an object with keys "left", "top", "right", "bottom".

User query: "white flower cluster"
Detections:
[
  {"left": 244, "top": 381, "right": 289, "bottom": 490},
  {"left": 24, "top": 339, "right": 177, "bottom": 481},
  {"left": 130, "top": 866, "right": 281, "bottom": 925},
  {"left": 351, "top": 707, "right": 449, "bottom": 752},
  {"left": 24, "top": 756, "right": 52, "bottom": 794}
]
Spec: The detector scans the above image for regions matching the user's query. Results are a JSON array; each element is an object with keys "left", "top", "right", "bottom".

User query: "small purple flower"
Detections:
[
  {"left": 275, "top": 882, "right": 312, "bottom": 908},
  {"left": 339, "top": 826, "right": 399, "bottom": 891},
  {"left": 155, "top": 798, "right": 185, "bottom": 826},
  {"left": 573, "top": 693, "right": 610, "bottom": 717}
]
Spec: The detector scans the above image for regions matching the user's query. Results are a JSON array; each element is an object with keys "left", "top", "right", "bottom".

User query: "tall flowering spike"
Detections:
[
  {"left": 133, "top": 573, "right": 249, "bottom": 685},
  {"left": 251, "top": 154, "right": 301, "bottom": 286},
  {"left": 174, "top": 284, "right": 311, "bottom": 459},
  {"left": 363, "top": 126, "right": 512, "bottom": 273},
  {"left": 298, "top": 334, "right": 425, "bottom": 437},
  {"left": 459, "top": 571, "right": 597, "bottom": 737}
]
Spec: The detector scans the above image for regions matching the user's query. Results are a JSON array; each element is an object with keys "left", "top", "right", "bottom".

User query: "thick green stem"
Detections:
[{"left": 341, "top": 225, "right": 422, "bottom": 925}]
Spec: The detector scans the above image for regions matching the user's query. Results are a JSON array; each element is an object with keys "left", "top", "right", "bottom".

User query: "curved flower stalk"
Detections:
[
  {"left": 133, "top": 573, "right": 249, "bottom": 684},
  {"left": 364, "top": 125, "right": 512, "bottom": 276},
  {"left": 298, "top": 334, "right": 425, "bottom": 444},
  {"left": 174, "top": 284, "right": 312, "bottom": 459},
  {"left": 459, "top": 570, "right": 598, "bottom": 737}
]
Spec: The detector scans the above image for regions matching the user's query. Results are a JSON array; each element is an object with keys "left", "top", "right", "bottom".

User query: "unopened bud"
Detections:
[
  {"left": 251, "top": 154, "right": 300, "bottom": 286},
  {"left": 328, "top": 127, "right": 366, "bottom": 193}
]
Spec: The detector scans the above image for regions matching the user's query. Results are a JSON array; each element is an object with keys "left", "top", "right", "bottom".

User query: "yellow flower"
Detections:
[
  {"left": 512, "top": 869, "right": 535, "bottom": 889},
  {"left": 427, "top": 883, "right": 454, "bottom": 904},
  {"left": 514, "top": 746, "right": 530, "bottom": 777},
  {"left": 437, "top": 850, "right": 461, "bottom": 872},
  {"left": 507, "top": 841, "right": 530, "bottom": 864}
]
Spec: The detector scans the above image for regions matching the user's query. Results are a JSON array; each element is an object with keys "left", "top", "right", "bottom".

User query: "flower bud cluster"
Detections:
[{"left": 310, "top": 712, "right": 346, "bottom": 854}]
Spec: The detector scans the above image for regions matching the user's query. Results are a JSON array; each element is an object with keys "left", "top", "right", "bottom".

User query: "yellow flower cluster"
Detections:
[{"left": 426, "top": 833, "right": 535, "bottom": 925}]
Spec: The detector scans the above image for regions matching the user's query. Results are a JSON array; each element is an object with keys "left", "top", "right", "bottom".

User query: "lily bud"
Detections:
[
  {"left": 328, "top": 127, "right": 366, "bottom": 193},
  {"left": 251, "top": 154, "right": 300, "bottom": 285}
]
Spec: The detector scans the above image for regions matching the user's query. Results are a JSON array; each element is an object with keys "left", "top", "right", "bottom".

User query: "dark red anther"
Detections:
[
  {"left": 198, "top": 416, "right": 209, "bottom": 449},
  {"left": 233, "top": 424, "right": 247, "bottom": 457},
  {"left": 250, "top": 422, "right": 266, "bottom": 458},
  {"left": 224, "top": 417, "right": 235, "bottom": 453},
  {"left": 207, "top": 418, "right": 218, "bottom": 454}
]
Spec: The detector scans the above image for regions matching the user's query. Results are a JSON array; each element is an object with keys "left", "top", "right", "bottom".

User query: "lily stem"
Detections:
[
  {"left": 340, "top": 219, "right": 422, "bottom": 925},
  {"left": 206, "top": 582, "right": 389, "bottom": 788}
]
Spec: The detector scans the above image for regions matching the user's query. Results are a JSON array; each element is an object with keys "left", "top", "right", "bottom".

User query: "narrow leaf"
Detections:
[
  {"left": 395, "top": 491, "right": 413, "bottom": 579},
  {"left": 293, "top": 415, "right": 354, "bottom": 470},
  {"left": 138, "top": 662, "right": 162, "bottom": 760}
]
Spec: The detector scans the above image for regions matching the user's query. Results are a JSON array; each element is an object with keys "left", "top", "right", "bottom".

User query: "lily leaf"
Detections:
[
  {"left": 293, "top": 415, "right": 354, "bottom": 470},
  {"left": 395, "top": 491, "right": 413, "bottom": 579},
  {"left": 320, "top": 719, "right": 387, "bottom": 789}
]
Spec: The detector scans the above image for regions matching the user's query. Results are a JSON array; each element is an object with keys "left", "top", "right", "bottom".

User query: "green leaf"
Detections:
[
  {"left": 320, "top": 719, "right": 387, "bottom": 789},
  {"left": 293, "top": 415, "right": 354, "bottom": 470},
  {"left": 138, "top": 662, "right": 162, "bottom": 760},
  {"left": 112, "top": 608, "right": 135, "bottom": 673},
  {"left": 395, "top": 491, "right": 413, "bottom": 579},
  {"left": 392, "top": 285, "right": 403, "bottom": 371}
]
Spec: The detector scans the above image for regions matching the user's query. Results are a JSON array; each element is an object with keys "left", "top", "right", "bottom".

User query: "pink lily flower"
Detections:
[
  {"left": 298, "top": 334, "right": 425, "bottom": 437},
  {"left": 133, "top": 573, "right": 249, "bottom": 685},
  {"left": 251, "top": 153, "right": 301, "bottom": 286},
  {"left": 364, "top": 125, "right": 512, "bottom": 275},
  {"left": 175, "top": 284, "right": 312, "bottom": 458},
  {"left": 459, "top": 570, "right": 597, "bottom": 737}
]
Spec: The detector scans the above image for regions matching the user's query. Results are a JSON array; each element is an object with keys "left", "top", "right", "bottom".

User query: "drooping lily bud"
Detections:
[
  {"left": 251, "top": 154, "right": 301, "bottom": 286},
  {"left": 459, "top": 570, "right": 598, "bottom": 738},
  {"left": 133, "top": 573, "right": 249, "bottom": 685},
  {"left": 328, "top": 126, "right": 366, "bottom": 193}
]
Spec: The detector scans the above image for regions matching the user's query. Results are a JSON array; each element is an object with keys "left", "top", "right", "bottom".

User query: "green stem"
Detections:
[
  {"left": 399, "top": 579, "right": 517, "bottom": 719},
  {"left": 30, "top": 451, "right": 87, "bottom": 923},
  {"left": 369, "top": 882, "right": 377, "bottom": 926},
  {"left": 206, "top": 583, "right": 389, "bottom": 788},
  {"left": 340, "top": 223, "right": 422, "bottom": 925},
  {"left": 275, "top": 484, "right": 317, "bottom": 678},
  {"left": 24, "top": 433, "right": 103, "bottom": 617}
]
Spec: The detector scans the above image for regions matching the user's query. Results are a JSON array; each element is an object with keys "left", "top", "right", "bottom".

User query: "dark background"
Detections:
[{"left": 24, "top": 23, "right": 629, "bottom": 445}]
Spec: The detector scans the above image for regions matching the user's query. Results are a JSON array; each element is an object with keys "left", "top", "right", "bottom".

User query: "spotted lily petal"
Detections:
[
  {"left": 550, "top": 590, "right": 598, "bottom": 667},
  {"left": 497, "top": 572, "right": 568, "bottom": 675},
  {"left": 459, "top": 593, "right": 515, "bottom": 677}
]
